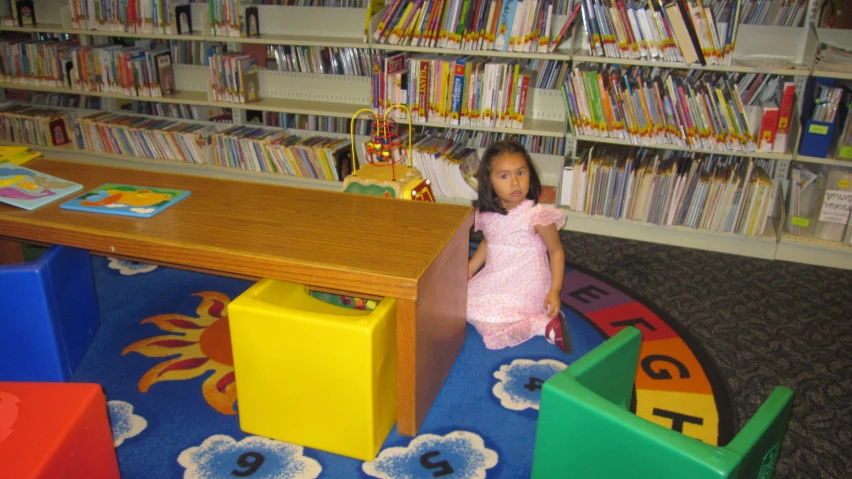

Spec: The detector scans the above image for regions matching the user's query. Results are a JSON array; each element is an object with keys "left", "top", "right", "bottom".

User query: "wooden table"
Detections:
[{"left": 0, "top": 158, "right": 474, "bottom": 436}]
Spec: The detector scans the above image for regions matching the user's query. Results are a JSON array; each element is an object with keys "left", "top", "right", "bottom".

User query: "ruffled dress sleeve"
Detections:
[
  {"left": 474, "top": 209, "right": 485, "bottom": 232},
  {"left": 529, "top": 204, "right": 566, "bottom": 230}
]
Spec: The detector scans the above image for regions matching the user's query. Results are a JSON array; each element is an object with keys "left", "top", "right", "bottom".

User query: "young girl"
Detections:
[{"left": 467, "top": 140, "right": 571, "bottom": 353}]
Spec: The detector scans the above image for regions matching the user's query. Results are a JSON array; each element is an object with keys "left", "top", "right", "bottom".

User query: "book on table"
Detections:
[
  {"left": 60, "top": 184, "right": 190, "bottom": 218},
  {"left": 0, "top": 163, "right": 82, "bottom": 210}
]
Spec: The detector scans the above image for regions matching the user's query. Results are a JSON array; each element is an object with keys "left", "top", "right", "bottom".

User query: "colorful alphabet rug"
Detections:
[{"left": 69, "top": 245, "right": 735, "bottom": 478}]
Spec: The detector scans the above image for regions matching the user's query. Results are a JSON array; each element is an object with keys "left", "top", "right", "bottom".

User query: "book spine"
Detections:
[{"left": 449, "top": 59, "right": 466, "bottom": 125}]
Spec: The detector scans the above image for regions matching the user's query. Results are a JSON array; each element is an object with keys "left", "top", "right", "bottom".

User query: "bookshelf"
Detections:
[
  {"left": 813, "top": 27, "right": 852, "bottom": 80},
  {"left": 772, "top": 24, "right": 852, "bottom": 269},
  {"left": 572, "top": 23, "right": 818, "bottom": 78},
  {"left": 2, "top": 0, "right": 852, "bottom": 269},
  {"left": 3, "top": 2, "right": 366, "bottom": 47}
]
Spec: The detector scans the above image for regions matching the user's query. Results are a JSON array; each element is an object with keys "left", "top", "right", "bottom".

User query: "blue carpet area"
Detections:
[{"left": 70, "top": 253, "right": 608, "bottom": 478}]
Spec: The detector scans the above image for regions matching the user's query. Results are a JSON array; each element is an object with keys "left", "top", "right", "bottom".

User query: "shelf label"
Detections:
[
  {"left": 838, "top": 146, "right": 852, "bottom": 159},
  {"left": 808, "top": 124, "right": 829, "bottom": 135},
  {"left": 791, "top": 217, "right": 810, "bottom": 227},
  {"left": 818, "top": 189, "right": 852, "bottom": 225}
]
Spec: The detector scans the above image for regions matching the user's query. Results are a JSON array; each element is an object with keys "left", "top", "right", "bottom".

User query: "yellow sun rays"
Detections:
[{"left": 123, "top": 292, "right": 238, "bottom": 415}]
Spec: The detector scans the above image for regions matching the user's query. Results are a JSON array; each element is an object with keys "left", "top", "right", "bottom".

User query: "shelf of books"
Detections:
[
  {"left": 562, "top": 210, "right": 779, "bottom": 259},
  {"left": 0, "top": 99, "right": 564, "bottom": 204},
  {"left": 0, "top": 131, "right": 353, "bottom": 192},
  {"left": 571, "top": 20, "right": 817, "bottom": 78},
  {"left": 777, "top": 22, "right": 852, "bottom": 270},
  {"left": 224, "top": 5, "right": 367, "bottom": 48},
  {"left": 0, "top": 61, "right": 371, "bottom": 119},
  {"left": 813, "top": 27, "right": 852, "bottom": 81},
  {"left": 0, "top": 2, "right": 367, "bottom": 48},
  {"left": 0, "top": 5, "right": 207, "bottom": 41},
  {"left": 367, "top": 7, "right": 574, "bottom": 60},
  {"left": 777, "top": 158, "right": 852, "bottom": 269},
  {"left": 555, "top": 144, "right": 782, "bottom": 259}
]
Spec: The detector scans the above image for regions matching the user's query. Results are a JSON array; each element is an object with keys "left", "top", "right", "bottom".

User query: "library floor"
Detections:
[
  {"left": 556, "top": 230, "right": 852, "bottom": 479},
  {"left": 60, "top": 230, "right": 851, "bottom": 478}
]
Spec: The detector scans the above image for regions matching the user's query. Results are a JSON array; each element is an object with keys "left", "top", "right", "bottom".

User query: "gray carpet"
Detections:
[{"left": 553, "top": 230, "right": 852, "bottom": 479}]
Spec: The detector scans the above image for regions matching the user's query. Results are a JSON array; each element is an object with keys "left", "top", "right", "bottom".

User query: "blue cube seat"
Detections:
[{"left": 0, "top": 245, "right": 100, "bottom": 381}]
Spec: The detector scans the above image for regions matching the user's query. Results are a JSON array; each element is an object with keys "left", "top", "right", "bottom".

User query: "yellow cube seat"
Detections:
[{"left": 228, "top": 279, "right": 397, "bottom": 461}]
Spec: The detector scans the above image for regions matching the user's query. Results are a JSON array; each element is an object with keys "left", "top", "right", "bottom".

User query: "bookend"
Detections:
[
  {"left": 245, "top": 7, "right": 260, "bottom": 37},
  {"left": 63, "top": 60, "right": 73, "bottom": 88},
  {"left": 342, "top": 105, "right": 434, "bottom": 202},
  {"left": 176, "top": 4, "right": 192, "bottom": 35},
  {"left": 15, "top": 0, "right": 35, "bottom": 27}
]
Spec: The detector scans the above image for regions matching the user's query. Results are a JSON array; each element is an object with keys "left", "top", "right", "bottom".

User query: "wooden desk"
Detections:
[{"left": 0, "top": 159, "right": 474, "bottom": 436}]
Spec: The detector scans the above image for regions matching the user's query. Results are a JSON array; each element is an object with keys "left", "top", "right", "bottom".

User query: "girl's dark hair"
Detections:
[{"left": 474, "top": 140, "right": 541, "bottom": 214}]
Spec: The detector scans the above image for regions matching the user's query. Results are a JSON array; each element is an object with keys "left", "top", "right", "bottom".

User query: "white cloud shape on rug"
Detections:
[
  {"left": 108, "top": 400, "right": 147, "bottom": 447},
  {"left": 178, "top": 434, "right": 321, "bottom": 479},
  {"left": 492, "top": 359, "right": 568, "bottom": 411},
  {"left": 107, "top": 257, "right": 158, "bottom": 275},
  {"left": 363, "top": 430, "right": 497, "bottom": 479}
]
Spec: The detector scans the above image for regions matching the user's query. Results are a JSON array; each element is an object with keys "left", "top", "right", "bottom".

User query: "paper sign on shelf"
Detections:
[{"left": 818, "top": 189, "right": 852, "bottom": 224}]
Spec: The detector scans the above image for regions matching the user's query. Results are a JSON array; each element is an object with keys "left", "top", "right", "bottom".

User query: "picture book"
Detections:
[
  {"left": 60, "top": 184, "right": 190, "bottom": 218},
  {"left": 0, "top": 146, "right": 42, "bottom": 165},
  {"left": 0, "top": 163, "right": 83, "bottom": 210}
]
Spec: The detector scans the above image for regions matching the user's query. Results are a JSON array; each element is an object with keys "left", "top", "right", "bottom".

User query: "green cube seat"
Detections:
[{"left": 532, "top": 327, "right": 793, "bottom": 479}]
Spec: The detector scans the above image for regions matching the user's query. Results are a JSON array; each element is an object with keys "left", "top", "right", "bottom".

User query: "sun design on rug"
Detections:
[{"left": 122, "top": 292, "right": 237, "bottom": 415}]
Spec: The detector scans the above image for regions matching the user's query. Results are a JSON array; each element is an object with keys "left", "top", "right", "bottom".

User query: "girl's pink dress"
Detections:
[{"left": 467, "top": 199, "right": 567, "bottom": 349}]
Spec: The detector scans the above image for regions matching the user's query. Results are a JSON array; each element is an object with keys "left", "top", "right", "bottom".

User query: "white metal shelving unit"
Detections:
[
  {"left": 4, "top": 0, "right": 852, "bottom": 268},
  {"left": 773, "top": 24, "right": 852, "bottom": 270}
]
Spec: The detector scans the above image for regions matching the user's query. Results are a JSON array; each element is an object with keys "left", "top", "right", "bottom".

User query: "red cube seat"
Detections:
[{"left": 0, "top": 382, "right": 120, "bottom": 479}]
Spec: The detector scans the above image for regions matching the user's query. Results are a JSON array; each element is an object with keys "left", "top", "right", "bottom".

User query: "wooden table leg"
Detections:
[
  {"left": 395, "top": 218, "right": 472, "bottom": 436},
  {"left": 0, "top": 237, "right": 24, "bottom": 264}
]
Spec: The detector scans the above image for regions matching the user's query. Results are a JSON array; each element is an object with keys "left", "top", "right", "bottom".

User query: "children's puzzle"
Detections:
[
  {"left": 61, "top": 184, "right": 190, "bottom": 218},
  {"left": 0, "top": 146, "right": 42, "bottom": 165},
  {"left": 0, "top": 163, "right": 83, "bottom": 210}
]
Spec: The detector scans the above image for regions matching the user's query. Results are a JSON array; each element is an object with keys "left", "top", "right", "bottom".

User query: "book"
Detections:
[
  {"left": 0, "top": 149, "right": 42, "bottom": 165},
  {"left": 60, "top": 184, "right": 190, "bottom": 218},
  {"left": 773, "top": 81, "right": 795, "bottom": 154},
  {"left": 0, "top": 163, "right": 82, "bottom": 210},
  {"left": 156, "top": 52, "right": 176, "bottom": 96},
  {"left": 15, "top": 0, "right": 34, "bottom": 26},
  {"left": 558, "top": 162, "right": 573, "bottom": 207}
]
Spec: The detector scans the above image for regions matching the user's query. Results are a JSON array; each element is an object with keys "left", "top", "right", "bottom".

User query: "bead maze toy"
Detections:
[{"left": 342, "top": 104, "right": 435, "bottom": 201}]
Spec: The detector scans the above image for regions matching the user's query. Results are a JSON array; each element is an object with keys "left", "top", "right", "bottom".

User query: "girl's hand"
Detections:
[{"left": 544, "top": 290, "right": 561, "bottom": 317}]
